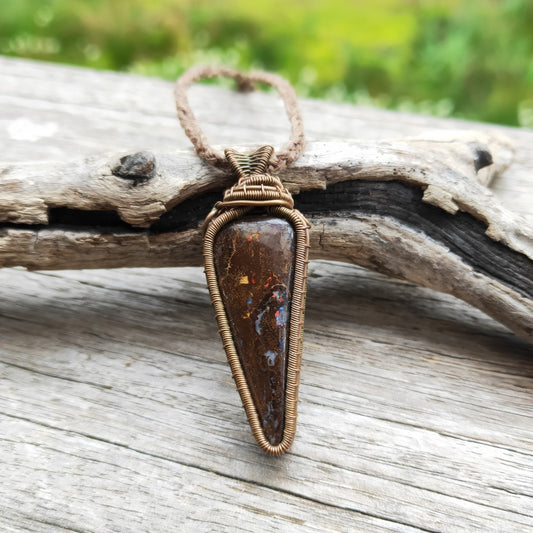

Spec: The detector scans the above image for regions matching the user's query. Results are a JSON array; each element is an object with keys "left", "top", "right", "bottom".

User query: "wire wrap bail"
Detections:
[{"left": 202, "top": 145, "right": 295, "bottom": 232}]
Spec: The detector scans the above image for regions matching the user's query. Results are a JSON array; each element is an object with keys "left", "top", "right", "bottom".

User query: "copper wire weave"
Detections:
[{"left": 202, "top": 147, "right": 295, "bottom": 230}]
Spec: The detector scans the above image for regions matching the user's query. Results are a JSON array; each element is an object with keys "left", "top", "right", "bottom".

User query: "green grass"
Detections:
[{"left": 1, "top": 0, "right": 532, "bottom": 127}]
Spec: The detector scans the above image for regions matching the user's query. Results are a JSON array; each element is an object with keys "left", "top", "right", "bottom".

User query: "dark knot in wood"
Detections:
[
  {"left": 468, "top": 142, "right": 494, "bottom": 172},
  {"left": 112, "top": 151, "right": 156, "bottom": 184}
]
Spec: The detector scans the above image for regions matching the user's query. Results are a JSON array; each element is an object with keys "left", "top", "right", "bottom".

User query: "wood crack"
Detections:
[
  {"left": 22, "top": 517, "right": 91, "bottom": 533},
  {"left": 0, "top": 360, "right": 113, "bottom": 390}
]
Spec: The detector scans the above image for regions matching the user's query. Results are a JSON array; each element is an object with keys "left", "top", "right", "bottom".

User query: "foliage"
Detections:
[{"left": 1, "top": 0, "right": 532, "bottom": 127}]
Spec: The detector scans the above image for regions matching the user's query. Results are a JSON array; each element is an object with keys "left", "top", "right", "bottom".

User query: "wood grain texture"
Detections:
[{"left": 0, "top": 57, "right": 532, "bottom": 532}]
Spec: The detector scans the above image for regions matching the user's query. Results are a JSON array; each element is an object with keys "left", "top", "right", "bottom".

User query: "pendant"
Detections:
[{"left": 203, "top": 146, "right": 310, "bottom": 455}]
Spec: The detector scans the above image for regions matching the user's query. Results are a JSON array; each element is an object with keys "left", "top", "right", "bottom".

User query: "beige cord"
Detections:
[{"left": 174, "top": 65, "right": 305, "bottom": 172}]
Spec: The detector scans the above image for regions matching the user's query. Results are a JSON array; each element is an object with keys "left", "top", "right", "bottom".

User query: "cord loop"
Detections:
[{"left": 175, "top": 65, "right": 305, "bottom": 173}]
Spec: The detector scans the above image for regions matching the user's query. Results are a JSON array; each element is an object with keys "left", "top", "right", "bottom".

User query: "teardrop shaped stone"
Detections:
[{"left": 214, "top": 215, "right": 296, "bottom": 445}]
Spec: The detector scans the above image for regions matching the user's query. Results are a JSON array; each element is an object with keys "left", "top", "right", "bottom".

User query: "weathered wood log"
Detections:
[{"left": 1, "top": 130, "right": 532, "bottom": 343}]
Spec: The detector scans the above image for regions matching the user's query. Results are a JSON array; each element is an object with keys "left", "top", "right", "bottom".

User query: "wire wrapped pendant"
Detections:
[
  {"left": 175, "top": 66, "right": 309, "bottom": 454},
  {"left": 203, "top": 146, "right": 310, "bottom": 455}
]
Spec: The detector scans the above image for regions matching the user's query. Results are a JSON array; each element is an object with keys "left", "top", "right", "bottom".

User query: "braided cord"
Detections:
[{"left": 175, "top": 65, "right": 305, "bottom": 172}]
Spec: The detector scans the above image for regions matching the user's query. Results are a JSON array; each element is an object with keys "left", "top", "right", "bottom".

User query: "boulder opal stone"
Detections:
[{"left": 214, "top": 215, "right": 296, "bottom": 445}]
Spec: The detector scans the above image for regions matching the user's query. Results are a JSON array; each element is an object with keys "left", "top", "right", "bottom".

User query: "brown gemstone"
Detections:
[{"left": 214, "top": 215, "right": 296, "bottom": 445}]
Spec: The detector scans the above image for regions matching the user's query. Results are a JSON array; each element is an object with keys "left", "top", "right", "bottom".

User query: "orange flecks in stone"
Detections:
[{"left": 213, "top": 215, "right": 296, "bottom": 446}]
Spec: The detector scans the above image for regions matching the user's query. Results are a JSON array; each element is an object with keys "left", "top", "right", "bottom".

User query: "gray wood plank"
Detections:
[
  {"left": 0, "top": 57, "right": 532, "bottom": 532},
  {"left": 4, "top": 415, "right": 424, "bottom": 533}
]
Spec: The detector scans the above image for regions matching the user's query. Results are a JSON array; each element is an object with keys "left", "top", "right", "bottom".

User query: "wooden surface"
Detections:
[{"left": 0, "top": 56, "right": 532, "bottom": 532}]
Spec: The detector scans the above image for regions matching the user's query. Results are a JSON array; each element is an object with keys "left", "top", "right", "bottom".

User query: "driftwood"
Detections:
[{"left": 1, "top": 130, "right": 532, "bottom": 343}]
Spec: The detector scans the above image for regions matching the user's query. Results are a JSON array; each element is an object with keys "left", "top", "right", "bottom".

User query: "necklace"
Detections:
[{"left": 175, "top": 66, "right": 310, "bottom": 455}]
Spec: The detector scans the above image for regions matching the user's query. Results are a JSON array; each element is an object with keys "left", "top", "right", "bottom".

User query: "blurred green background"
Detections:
[{"left": 1, "top": 0, "right": 532, "bottom": 127}]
